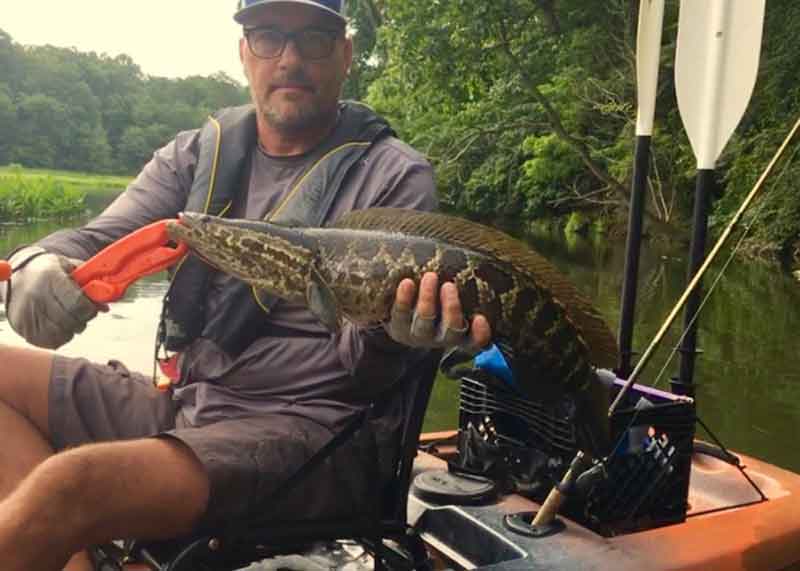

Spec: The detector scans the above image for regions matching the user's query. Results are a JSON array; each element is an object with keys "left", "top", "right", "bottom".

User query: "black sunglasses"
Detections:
[{"left": 244, "top": 26, "right": 342, "bottom": 61}]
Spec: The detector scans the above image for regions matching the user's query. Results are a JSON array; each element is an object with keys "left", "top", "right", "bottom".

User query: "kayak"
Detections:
[{"left": 411, "top": 401, "right": 800, "bottom": 571}]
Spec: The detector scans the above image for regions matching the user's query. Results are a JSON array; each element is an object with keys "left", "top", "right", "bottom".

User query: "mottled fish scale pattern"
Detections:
[
  {"left": 307, "top": 226, "right": 595, "bottom": 396},
  {"left": 166, "top": 209, "right": 617, "bottom": 410},
  {"left": 331, "top": 208, "right": 619, "bottom": 370}
]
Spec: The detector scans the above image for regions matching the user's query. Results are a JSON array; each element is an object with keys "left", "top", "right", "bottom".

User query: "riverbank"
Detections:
[
  {"left": 0, "top": 165, "right": 130, "bottom": 222},
  {"left": 4, "top": 164, "right": 797, "bottom": 274},
  {"left": 532, "top": 208, "right": 800, "bottom": 273}
]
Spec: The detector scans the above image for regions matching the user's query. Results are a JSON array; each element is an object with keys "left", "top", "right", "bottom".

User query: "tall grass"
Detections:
[{"left": 0, "top": 165, "right": 130, "bottom": 223}]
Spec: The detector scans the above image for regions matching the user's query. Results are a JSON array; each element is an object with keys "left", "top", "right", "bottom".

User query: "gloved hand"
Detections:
[
  {"left": 3, "top": 246, "right": 100, "bottom": 349},
  {"left": 385, "top": 272, "right": 491, "bottom": 351}
]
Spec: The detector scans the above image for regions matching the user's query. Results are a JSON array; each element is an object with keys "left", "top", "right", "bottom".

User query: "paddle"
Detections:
[
  {"left": 672, "top": 0, "right": 765, "bottom": 394},
  {"left": 618, "top": 0, "right": 666, "bottom": 378}
]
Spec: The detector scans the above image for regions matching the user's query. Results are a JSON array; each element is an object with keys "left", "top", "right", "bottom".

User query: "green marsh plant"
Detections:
[{"left": 0, "top": 165, "right": 86, "bottom": 222}]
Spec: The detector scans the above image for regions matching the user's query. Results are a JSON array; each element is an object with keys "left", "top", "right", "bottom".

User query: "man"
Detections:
[{"left": 0, "top": 1, "right": 489, "bottom": 570}]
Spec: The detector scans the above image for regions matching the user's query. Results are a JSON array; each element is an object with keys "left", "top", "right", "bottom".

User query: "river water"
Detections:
[{"left": 2, "top": 208, "right": 800, "bottom": 474}]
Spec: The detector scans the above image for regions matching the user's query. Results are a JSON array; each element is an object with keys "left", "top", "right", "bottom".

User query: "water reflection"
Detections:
[
  {"left": 432, "top": 224, "right": 800, "bottom": 473},
  {"left": 2, "top": 215, "right": 800, "bottom": 472}
]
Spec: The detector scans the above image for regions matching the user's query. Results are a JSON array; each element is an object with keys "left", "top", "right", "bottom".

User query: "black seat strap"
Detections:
[
  {"left": 224, "top": 402, "right": 372, "bottom": 537},
  {"left": 223, "top": 358, "right": 428, "bottom": 539}
]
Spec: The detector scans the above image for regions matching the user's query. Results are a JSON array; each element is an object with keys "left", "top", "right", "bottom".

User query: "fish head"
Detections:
[{"left": 166, "top": 212, "right": 316, "bottom": 304}]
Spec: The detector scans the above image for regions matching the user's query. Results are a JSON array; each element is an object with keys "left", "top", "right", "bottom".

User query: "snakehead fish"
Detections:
[{"left": 166, "top": 208, "right": 619, "bottom": 454}]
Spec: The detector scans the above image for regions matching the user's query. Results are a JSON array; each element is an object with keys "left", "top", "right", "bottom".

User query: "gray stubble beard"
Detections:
[{"left": 258, "top": 94, "right": 336, "bottom": 135}]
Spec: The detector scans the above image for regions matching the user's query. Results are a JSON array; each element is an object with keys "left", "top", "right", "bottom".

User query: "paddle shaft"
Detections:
[
  {"left": 666, "top": 0, "right": 764, "bottom": 393},
  {"left": 617, "top": 0, "right": 665, "bottom": 378},
  {"left": 618, "top": 135, "right": 652, "bottom": 377},
  {"left": 674, "top": 170, "right": 714, "bottom": 395}
]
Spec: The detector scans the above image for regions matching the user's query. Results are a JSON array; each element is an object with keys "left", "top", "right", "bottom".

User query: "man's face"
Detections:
[{"left": 239, "top": 3, "right": 352, "bottom": 135}]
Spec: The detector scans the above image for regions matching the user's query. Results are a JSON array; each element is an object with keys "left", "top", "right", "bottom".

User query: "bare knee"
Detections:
[
  {"left": 25, "top": 439, "right": 210, "bottom": 542},
  {"left": 0, "top": 345, "right": 53, "bottom": 434}
]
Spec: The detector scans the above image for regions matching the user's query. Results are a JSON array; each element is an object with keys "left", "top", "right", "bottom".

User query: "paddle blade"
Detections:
[
  {"left": 675, "top": 0, "right": 766, "bottom": 169},
  {"left": 636, "top": 0, "right": 665, "bottom": 136}
]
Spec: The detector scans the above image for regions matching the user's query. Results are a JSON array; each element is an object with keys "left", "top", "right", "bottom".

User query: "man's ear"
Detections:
[
  {"left": 343, "top": 36, "right": 353, "bottom": 75},
  {"left": 239, "top": 37, "right": 250, "bottom": 80},
  {"left": 240, "top": 37, "right": 247, "bottom": 60}
]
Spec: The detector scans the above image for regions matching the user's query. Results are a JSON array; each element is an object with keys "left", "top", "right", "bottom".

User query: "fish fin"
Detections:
[
  {"left": 334, "top": 208, "right": 619, "bottom": 368},
  {"left": 306, "top": 269, "right": 341, "bottom": 333}
]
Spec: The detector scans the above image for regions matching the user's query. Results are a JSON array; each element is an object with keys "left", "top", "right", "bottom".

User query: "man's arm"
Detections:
[
  {"left": 35, "top": 130, "right": 200, "bottom": 260},
  {"left": 4, "top": 131, "right": 200, "bottom": 349}
]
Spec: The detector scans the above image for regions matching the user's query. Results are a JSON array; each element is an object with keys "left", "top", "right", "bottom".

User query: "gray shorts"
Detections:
[{"left": 49, "top": 356, "right": 377, "bottom": 530}]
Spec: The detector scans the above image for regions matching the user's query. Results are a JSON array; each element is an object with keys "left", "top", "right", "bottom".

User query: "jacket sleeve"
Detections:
[{"left": 35, "top": 129, "right": 201, "bottom": 260}]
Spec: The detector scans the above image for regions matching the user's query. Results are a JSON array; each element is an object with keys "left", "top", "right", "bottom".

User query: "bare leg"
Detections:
[
  {"left": 0, "top": 346, "right": 55, "bottom": 498},
  {"left": 0, "top": 346, "right": 92, "bottom": 569},
  {"left": 0, "top": 437, "right": 210, "bottom": 570},
  {"left": 0, "top": 345, "right": 210, "bottom": 570}
]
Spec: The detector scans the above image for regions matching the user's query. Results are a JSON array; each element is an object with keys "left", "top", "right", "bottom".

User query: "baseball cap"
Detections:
[{"left": 234, "top": 0, "right": 347, "bottom": 26}]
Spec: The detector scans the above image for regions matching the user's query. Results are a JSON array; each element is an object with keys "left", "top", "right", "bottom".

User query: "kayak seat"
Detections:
[{"left": 96, "top": 349, "right": 441, "bottom": 571}]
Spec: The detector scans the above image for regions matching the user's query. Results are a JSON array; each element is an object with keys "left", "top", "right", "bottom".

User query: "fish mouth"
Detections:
[
  {"left": 176, "top": 211, "right": 203, "bottom": 228},
  {"left": 165, "top": 213, "right": 222, "bottom": 269},
  {"left": 165, "top": 211, "right": 210, "bottom": 235},
  {"left": 165, "top": 212, "right": 205, "bottom": 247},
  {"left": 172, "top": 211, "right": 223, "bottom": 232}
]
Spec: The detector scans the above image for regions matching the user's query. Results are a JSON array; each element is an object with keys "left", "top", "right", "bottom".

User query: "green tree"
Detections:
[
  {"left": 0, "top": 83, "right": 16, "bottom": 164},
  {"left": 342, "top": 0, "right": 385, "bottom": 100},
  {"left": 712, "top": 1, "right": 800, "bottom": 259},
  {"left": 13, "top": 94, "right": 70, "bottom": 168},
  {"left": 367, "top": 0, "right": 651, "bottom": 218},
  {"left": 0, "top": 29, "right": 23, "bottom": 93},
  {"left": 116, "top": 124, "right": 174, "bottom": 172}
]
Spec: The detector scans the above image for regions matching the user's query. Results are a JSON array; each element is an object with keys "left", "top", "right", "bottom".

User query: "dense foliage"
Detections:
[
  {"left": 362, "top": 1, "right": 685, "bottom": 222},
  {"left": 0, "top": 28, "right": 248, "bottom": 174},
  {"left": 3, "top": 1, "right": 800, "bottom": 256},
  {"left": 361, "top": 0, "right": 800, "bottom": 258}
]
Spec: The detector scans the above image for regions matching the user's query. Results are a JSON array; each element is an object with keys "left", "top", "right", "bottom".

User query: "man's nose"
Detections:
[{"left": 277, "top": 38, "right": 304, "bottom": 67}]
